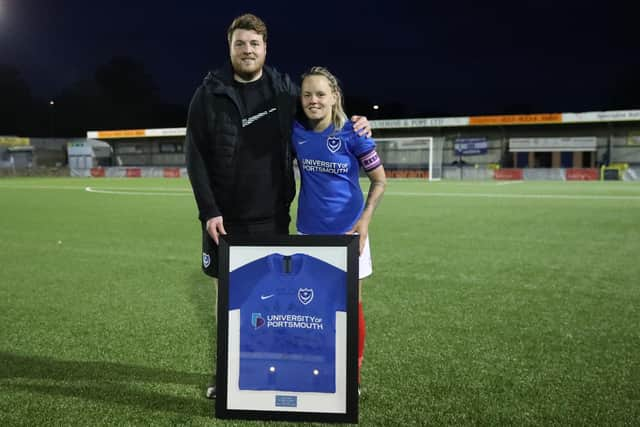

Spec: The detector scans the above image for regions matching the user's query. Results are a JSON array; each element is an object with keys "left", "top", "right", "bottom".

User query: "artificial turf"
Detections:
[{"left": 1, "top": 177, "right": 639, "bottom": 426}]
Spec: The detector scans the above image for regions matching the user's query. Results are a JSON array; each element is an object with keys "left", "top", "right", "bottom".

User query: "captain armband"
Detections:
[{"left": 358, "top": 150, "right": 382, "bottom": 172}]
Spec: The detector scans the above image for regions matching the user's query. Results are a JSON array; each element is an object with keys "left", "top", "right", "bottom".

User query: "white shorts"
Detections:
[
  {"left": 298, "top": 232, "right": 372, "bottom": 279},
  {"left": 358, "top": 235, "right": 372, "bottom": 279}
]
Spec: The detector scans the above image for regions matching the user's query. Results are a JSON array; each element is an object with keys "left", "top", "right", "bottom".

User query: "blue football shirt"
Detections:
[
  {"left": 293, "top": 121, "right": 376, "bottom": 234},
  {"left": 229, "top": 253, "right": 346, "bottom": 393}
]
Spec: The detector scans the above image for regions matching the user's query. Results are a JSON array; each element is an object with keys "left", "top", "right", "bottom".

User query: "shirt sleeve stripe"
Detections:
[{"left": 358, "top": 149, "right": 382, "bottom": 172}]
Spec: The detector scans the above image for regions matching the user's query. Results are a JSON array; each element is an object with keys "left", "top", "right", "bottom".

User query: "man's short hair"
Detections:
[{"left": 227, "top": 13, "right": 268, "bottom": 43}]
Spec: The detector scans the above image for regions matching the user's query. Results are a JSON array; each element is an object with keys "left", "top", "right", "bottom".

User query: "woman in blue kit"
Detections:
[{"left": 292, "top": 66, "right": 387, "bottom": 392}]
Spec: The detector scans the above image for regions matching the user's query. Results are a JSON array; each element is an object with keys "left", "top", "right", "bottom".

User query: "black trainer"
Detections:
[{"left": 206, "top": 385, "right": 216, "bottom": 399}]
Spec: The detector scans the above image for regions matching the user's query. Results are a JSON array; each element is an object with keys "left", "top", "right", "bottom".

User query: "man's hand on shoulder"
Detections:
[{"left": 351, "top": 115, "right": 372, "bottom": 138}]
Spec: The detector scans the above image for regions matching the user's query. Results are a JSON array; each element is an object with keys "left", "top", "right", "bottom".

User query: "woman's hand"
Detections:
[{"left": 348, "top": 218, "right": 370, "bottom": 255}]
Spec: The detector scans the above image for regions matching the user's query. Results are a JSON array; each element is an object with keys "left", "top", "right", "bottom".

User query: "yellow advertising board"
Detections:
[
  {"left": 0, "top": 137, "right": 30, "bottom": 146},
  {"left": 469, "top": 113, "right": 562, "bottom": 126},
  {"left": 95, "top": 129, "right": 146, "bottom": 139}
]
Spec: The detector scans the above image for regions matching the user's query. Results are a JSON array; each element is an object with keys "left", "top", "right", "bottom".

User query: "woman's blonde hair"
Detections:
[{"left": 301, "top": 66, "right": 347, "bottom": 130}]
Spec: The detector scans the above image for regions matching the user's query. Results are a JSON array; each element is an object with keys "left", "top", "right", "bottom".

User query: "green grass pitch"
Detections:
[{"left": 1, "top": 177, "right": 639, "bottom": 426}]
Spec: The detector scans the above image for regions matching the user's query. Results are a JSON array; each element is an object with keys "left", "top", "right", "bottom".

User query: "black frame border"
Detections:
[{"left": 215, "top": 235, "right": 359, "bottom": 423}]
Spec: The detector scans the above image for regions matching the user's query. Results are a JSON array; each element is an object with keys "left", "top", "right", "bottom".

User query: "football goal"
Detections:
[
  {"left": 428, "top": 137, "right": 443, "bottom": 181},
  {"left": 374, "top": 137, "right": 440, "bottom": 179}
]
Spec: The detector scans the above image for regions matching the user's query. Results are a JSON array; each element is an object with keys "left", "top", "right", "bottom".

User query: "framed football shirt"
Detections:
[{"left": 215, "top": 235, "right": 359, "bottom": 424}]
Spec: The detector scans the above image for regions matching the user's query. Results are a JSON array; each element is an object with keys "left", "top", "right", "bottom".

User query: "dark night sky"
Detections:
[{"left": 1, "top": 0, "right": 639, "bottom": 118}]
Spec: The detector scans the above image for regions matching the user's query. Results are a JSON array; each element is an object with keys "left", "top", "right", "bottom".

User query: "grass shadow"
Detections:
[
  {"left": 4, "top": 382, "right": 211, "bottom": 417},
  {"left": 1, "top": 352, "right": 212, "bottom": 417}
]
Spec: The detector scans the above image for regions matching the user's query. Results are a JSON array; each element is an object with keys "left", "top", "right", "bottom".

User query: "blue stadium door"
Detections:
[{"left": 516, "top": 152, "right": 528, "bottom": 167}]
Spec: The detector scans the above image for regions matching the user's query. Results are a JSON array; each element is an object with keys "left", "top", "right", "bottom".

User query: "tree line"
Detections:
[
  {"left": 0, "top": 57, "right": 187, "bottom": 137},
  {"left": 2, "top": 56, "right": 638, "bottom": 138},
  {"left": 0, "top": 56, "right": 398, "bottom": 138}
]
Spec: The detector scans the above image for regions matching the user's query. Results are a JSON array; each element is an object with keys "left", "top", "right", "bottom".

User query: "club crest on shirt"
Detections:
[
  {"left": 327, "top": 136, "right": 341, "bottom": 153},
  {"left": 298, "top": 288, "right": 314, "bottom": 305},
  {"left": 202, "top": 252, "right": 211, "bottom": 268},
  {"left": 251, "top": 312, "right": 265, "bottom": 329}
]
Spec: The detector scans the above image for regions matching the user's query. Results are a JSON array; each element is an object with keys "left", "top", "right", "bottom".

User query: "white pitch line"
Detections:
[
  {"left": 82, "top": 185, "right": 190, "bottom": 192},
  {"left": 385, "top": 191, "right": 640, "bottom": 200},
  {"left": 85, "top": 186, "right": 191, "bottom": 196},
  {"left": 0, "top": 183, "right": 191, "bottom": 192},
  {"left": 495, "top": 181, "right": 524, "bottom": 186},
  {"left": 2, "top": 182, "right": 638, "bottom": 200},
  {"left": 0, "top": 184, "right": 85, "bottom": 191},
  {"left": 0, "top": 182, "right": 191, "bottom": 194}
]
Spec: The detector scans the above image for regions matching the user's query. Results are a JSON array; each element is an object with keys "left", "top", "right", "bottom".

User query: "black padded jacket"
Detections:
[{"left": 185, "top": 64, "right": 299, "bottom": 225}]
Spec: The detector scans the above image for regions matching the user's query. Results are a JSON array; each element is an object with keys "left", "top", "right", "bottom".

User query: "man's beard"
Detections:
[{"left": 232, "top": 56, "right": 264, "bottom": 82}]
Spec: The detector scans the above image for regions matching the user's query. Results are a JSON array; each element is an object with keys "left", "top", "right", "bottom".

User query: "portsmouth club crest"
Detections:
[
  {"left": 327, "top": 136, "right": 341, "bottom": 153},
  {"left": 251, "top": 313, "right": 265, "bottom": 329},
  {"left": 202, "top": 252, "right": 211, "bottom": 268},
  {"left": 298, "top": 288, "right": 314, "bottom": 305}
]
